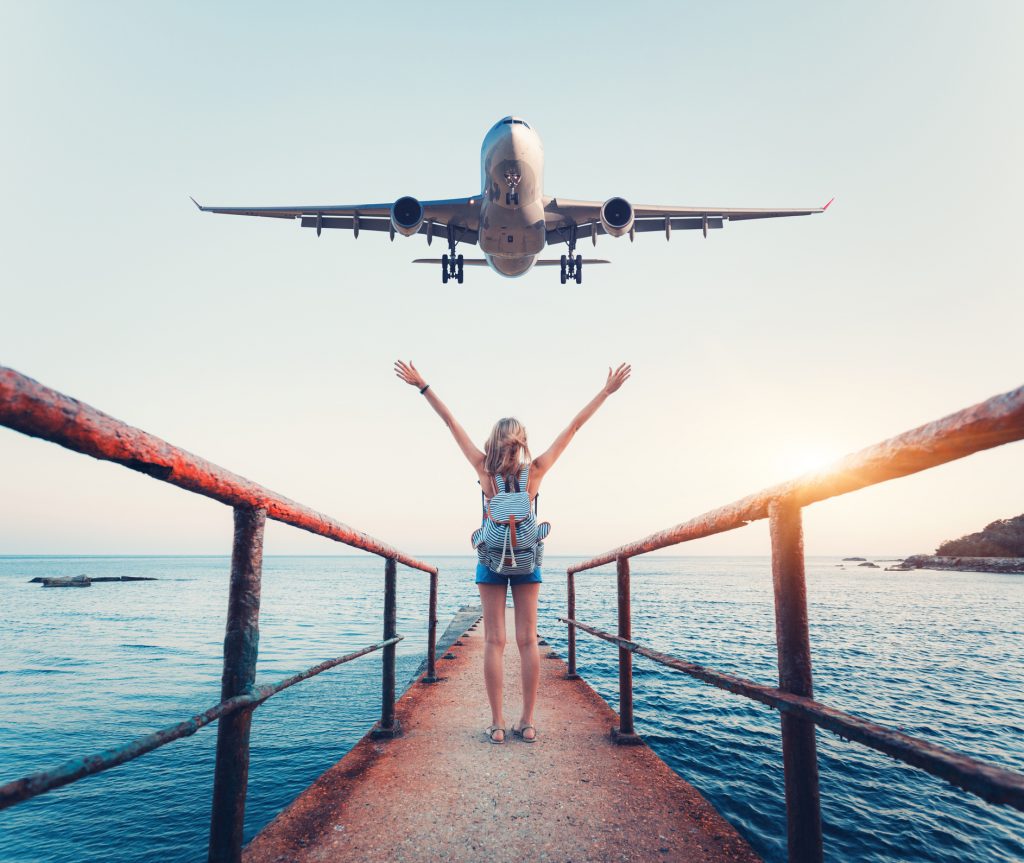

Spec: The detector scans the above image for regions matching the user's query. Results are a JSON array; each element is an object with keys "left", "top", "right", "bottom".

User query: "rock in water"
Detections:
[
  {"left": 41, "top": 575, "right": 92, "bottom": 588},
  {"left": 857, "top": 561, "right": 880, "bottom": 568},
  {"left": 886, "top": 555, "right": 1024, "bottom": 574},
  {"left": 31, "top": 575, "right": 157, "bottom": 584}
]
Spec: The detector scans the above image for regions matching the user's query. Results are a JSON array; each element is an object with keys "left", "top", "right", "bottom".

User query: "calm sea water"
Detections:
[{"left": 0, "top": 555, "right": 1021, "bottom": 863}]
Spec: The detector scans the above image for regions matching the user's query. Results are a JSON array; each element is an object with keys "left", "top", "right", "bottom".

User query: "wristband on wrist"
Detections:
[{"left": 419, "top": 384, "right": 430, "bottom": 394}]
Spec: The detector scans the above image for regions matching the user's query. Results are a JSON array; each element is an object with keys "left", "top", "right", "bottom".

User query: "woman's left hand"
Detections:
[
  {"left": 603, "top": 362, "right": 631, "bottom": 395},
  {"left": 394, "top": 359, "right": 427, "bottom": 389}
]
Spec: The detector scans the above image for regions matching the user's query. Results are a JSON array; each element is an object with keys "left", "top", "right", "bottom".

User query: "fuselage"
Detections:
[{"left": 478, "top": 117, "right": 546, "bottom": 277}]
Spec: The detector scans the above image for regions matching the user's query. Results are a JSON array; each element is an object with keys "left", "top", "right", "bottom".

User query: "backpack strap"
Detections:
[{"left": 493, "top": 473, "right": 506, "bottom": 494}]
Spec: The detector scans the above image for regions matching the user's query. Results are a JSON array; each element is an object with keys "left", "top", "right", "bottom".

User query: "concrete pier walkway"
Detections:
[{"left": 244, "top": 605, "right": 759, "bottom": 863}]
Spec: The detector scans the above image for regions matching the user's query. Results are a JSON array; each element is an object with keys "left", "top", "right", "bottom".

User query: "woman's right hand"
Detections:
[
  {"left": 394, "top": 359, "right": 427, "bottom": 390},
  {"left": 603, "top": 363, "right": 631, "bottom": 395}
]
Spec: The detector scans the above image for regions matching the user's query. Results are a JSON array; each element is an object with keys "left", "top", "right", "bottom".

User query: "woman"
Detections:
[{"left": 394, "top": 359, "right": 631, "bottom": 744}]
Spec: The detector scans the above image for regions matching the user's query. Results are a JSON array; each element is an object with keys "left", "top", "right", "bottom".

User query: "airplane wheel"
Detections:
[
  {"left": 575, "top": 256, "right": 583, "bottom": 284},
  {"left": 560, "top": 254, "right": 567, "bottom": 269},
  {"left": 560, "top": 267, "right": 567, "bottom": 285},
  {"left": 441, "top": 254, "right": 449, "bottom": 284}
]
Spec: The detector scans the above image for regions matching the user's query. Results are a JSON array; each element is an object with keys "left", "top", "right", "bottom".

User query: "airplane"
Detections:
[{"left": 192, "top": 116, "right": 831, "bottom": 284}]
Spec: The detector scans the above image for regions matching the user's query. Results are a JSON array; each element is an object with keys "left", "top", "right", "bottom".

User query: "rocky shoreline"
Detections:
[{"left": 885, "top": 555, "right": 1024, "bottom": 574}]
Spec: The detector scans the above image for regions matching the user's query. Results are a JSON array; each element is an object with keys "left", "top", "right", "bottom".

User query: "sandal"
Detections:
[
  {"left": 485, "top": 724, "right": 506, "bottom": 744},
  {"left": 511, "top": 722, "right": 537, "bottom": 743}
]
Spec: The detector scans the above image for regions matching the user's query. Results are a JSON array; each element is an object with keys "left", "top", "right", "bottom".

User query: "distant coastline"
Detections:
[
  {"left": 884, "top": 514, "right": 1024, "bottom": 574},
  {"left": 885, "top": 555, "right": 1024, "bottom": 574}
]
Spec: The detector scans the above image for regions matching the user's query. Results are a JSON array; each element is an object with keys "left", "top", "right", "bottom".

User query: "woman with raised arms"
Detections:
[{"left": 395, "top": 360, "right": 631, "bottom": 744}]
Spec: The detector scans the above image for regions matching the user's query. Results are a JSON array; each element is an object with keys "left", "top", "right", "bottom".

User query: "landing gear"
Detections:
[
  {"left": 440, "top": 228, "right": 465, "bottom": 283},
  {"left": 558, "top": 226, "right": 584, "bottom": 284}
]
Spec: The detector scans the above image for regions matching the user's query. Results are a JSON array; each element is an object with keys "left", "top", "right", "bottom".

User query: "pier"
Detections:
[
  {"left": 245, "top": 603, "right": 757, "bottom": 862},
  {"left": 2, "top": 364, "right": 1024, "bottom": 863}
]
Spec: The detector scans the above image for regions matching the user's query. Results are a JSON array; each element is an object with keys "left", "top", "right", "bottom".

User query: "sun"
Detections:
[{"left": 778, "top": 446, "right": 841, "bottom": 478}]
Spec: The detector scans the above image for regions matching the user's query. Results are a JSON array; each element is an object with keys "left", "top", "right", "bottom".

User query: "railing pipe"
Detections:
[
  {"left": 611, "top": 557, "right": 641, "bottom": 744},
  {"left": 0, "top": 366, "right": 436, "bottom": 574},
  {"left": 558, "top": 616, "right": 1024, "bottom": 810},
  {"left": 566, "top": 570, "right": 579, "bottom": 679},
  {"left": 0, "top": 636, "right": 403, "bottom": 811},
  {"left": 425, "top": 570, "right": 438, "bottom": 682},
  {"left": 208, "top": 506, "right": 265, "bottom": 863},
  {"left": 567, "top": 383, "right": 1024, "bottom": 574},
  {"left": 769, "top": 499, "right": 823, "bottom": 863},
  {"left": 372, "top": 558, "right": 401, "bottom": 737}
]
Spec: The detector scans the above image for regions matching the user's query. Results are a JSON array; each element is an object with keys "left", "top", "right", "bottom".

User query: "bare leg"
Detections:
[
  {"left": 511, "top": 581, "right": 540, "bottom": 740},
  {"left": 477, "top": 582, "right": 508, "bottom": 741}
]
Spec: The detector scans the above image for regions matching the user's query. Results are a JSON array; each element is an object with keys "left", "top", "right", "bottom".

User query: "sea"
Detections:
[{"left": 1, "top": 555, "right": 1022, "bottom": 863}]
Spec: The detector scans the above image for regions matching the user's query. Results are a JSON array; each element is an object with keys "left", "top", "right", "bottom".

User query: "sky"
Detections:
[{"left": 1, "top": 2, "right": 1021, "bottom": 558}]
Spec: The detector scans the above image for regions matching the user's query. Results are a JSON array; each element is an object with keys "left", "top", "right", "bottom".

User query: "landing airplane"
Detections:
[{"left": 193, "top": 116, "right": 831, "bottom": 284}]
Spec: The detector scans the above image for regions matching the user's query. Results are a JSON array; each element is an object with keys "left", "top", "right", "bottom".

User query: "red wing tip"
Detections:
[{"left": 822, "top": 196, "right": 835, "bottom": 211}]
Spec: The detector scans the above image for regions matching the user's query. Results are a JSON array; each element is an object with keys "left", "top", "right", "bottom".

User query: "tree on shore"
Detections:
[{"left": 936, "top": 514, "right": 1024, "bottom": 557}]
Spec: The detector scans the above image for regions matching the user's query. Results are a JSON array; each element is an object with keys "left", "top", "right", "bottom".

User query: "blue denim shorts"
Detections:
[{"left": 474, "top": 562, "right": 543, "bottom": 586}]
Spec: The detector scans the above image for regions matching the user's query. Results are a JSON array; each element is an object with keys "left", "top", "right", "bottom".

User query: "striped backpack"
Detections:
[{"left": 471, "top": 464, "right": 551, "bottom": 574}]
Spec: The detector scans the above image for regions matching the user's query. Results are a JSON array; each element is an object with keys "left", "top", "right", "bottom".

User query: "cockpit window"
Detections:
[{"left": 501, "top": 118, "right": 531, "bottom": 129}]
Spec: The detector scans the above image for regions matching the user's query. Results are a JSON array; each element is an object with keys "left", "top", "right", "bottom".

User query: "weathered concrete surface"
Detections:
[{"left": 244, "top": 605, "right": 760, "bottom": 863}]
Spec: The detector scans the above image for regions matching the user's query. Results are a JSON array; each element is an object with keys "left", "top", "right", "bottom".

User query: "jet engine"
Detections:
[
  {"left": 391, "top": 196, "right": 424, "bottom": 237},
  {"left": 600, "top": 197, "right": 634, "bottom": 238}
]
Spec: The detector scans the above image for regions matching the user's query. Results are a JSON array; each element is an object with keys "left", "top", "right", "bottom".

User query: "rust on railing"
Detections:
[
  {"left": 563, "top": 383, "right": 1024, "bottom": 863},
  {"left": 0, "top": 366, "right": 436, "bottom": 574},
  {"left": 568, "top": 384, "right": 1024, "bottom": 574},
  {"left": 0, "top": 634, "right": 404, "bottom": 811},
  {"left": 0, "top": 364, "right": 438, "bottom": 863},
  {"left": 558, "top": 617, "right": 1024, "bottom": 810}
]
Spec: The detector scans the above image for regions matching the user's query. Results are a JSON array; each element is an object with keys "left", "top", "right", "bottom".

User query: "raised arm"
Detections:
[
  {"left": 533, "top": 363, "right": 631, "bottom": 479},
  {"left": 394, "top": 360, "right": 484, "bottom": 471}
]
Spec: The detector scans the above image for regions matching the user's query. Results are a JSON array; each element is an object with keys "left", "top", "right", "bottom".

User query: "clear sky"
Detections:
[{"left": 1, "top": 2, "right": 1021, "bottom": 558}]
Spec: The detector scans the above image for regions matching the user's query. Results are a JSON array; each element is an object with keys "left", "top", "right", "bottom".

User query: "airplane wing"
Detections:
[
  {"left": 191, "top": 195, "right": 482, "bottom": 245},
  {"left": 544, "top": 197, "right": 833, "bottom": 245}
]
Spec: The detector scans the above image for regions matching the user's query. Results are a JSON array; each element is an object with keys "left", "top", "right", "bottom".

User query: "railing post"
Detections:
[
  {"left": 769, "top": 498, "right": 824, "bottom": 863},
  {"left": 610, "top": 556, "right": 642, "bottom": 744},
  {"left": 566, "top": 570, "right": 580, "bottom": 679},
  {"left": 424, "top": 569, "right": 439, "bottom": 683},
  {"left": 208, "top": 506, "right": 266, "bottom": 863},
  {"left": 372, "top": 557, "right": 401, "bottom": 738}
]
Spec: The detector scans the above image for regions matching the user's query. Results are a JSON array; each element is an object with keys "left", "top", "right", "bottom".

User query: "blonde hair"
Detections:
[{"left": 483, "top": 417, "right": 531, "bottom": 492}]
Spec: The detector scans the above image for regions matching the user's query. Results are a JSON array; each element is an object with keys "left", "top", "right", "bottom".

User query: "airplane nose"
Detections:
[{"left": 505, "top": 123, "right": 531, "bottom": 153}]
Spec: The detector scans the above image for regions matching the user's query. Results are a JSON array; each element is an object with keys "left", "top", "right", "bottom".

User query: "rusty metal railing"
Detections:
[
  {"left": 0, "top": 366, "right": 443, "bottom": 863},
  {"left": 560, "top": 384, "right": 1024, "bottom": 863}
]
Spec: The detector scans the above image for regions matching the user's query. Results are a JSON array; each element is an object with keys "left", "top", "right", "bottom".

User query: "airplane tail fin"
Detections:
[
  {"left": 412, "top": 258, "right": 490, "bottom": 266},
  {"left": 533, "top": 259, "right": 610, "bottom": 266},
  {"left": 412, "top": 258, "right": 611, "bottom": 266}
]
